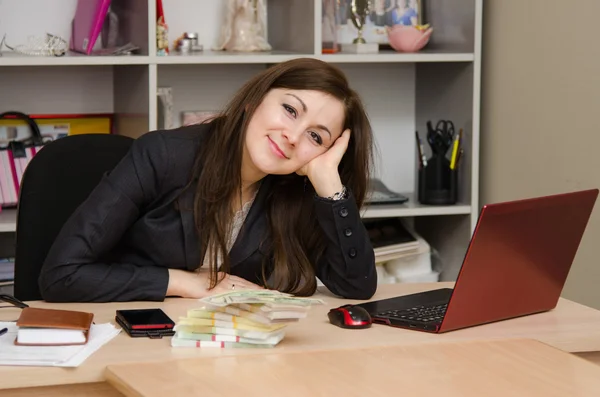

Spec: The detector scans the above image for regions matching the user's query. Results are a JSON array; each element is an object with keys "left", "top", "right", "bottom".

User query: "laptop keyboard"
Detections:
[{"left": 376, "top": 304, "right": 448, "bottom": 323}]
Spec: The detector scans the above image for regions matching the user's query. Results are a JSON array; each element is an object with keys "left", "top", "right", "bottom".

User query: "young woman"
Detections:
[{"left": 39, "top": 58, "right": 377, "bottom": 303}]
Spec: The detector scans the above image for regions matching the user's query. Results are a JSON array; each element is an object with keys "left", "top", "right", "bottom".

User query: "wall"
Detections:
[{"left": 481, "top": 0, "right": 600, "bottom": 308}]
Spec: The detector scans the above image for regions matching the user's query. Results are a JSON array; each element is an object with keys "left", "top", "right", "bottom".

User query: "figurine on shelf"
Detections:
[
  {"left": 157, "top": 0, "right": 169, "bottom": 56},
  {"left": 157, "top": 16, "right": 169, "bottom": 56},
  {"left": 216, "top": 0, "right": 272, "bottom": 52}
]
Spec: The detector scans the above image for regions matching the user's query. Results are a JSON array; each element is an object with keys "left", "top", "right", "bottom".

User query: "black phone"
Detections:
[{"left": 115, "top": 308, "right": 176, "bottom": 339}]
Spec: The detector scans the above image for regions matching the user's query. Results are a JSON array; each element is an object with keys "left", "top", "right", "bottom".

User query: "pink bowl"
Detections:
[{"left": 386, "top": 25, "right": 433, "bottom": 52}]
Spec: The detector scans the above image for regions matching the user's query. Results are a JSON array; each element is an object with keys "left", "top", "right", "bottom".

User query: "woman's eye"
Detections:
[
  {"left": 309, "top": 131, "right": 323, "bottom": 145},
  {"left": 283, "top": 104, "right": 297, "bottom": 118}
]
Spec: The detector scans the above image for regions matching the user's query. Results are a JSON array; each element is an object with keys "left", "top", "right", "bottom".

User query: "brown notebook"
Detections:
[{"left": 14, "top": 307, "right": 94, "bottom": 346}]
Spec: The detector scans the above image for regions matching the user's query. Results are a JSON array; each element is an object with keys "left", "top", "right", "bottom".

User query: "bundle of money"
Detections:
[
  {"left": 199, "top": 289, "right": 325, "bottom": 307},
  {"left": 170, "top": 289, "right": 324, "bottom": 349}
]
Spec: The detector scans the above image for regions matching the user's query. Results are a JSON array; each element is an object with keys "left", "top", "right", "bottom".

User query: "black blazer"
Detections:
[{"left": 39, "top": 124, "right": 377, "bottom": 302}]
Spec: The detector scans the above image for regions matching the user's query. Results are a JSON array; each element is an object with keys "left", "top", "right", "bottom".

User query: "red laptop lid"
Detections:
[{"left": 439, "top": 189, "right": 598, "bottom": 333}]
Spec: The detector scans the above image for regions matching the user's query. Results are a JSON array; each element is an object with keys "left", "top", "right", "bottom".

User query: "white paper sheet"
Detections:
[{"left": 0, "top": 321, "right": 120, "bottom": 367}]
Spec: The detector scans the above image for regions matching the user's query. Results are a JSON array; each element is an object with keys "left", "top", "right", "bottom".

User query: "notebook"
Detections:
[{"left": 15, "top": 307, "right": 94, "bottom": 346}]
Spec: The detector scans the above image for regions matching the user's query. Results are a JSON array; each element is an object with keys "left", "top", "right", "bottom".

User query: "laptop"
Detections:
[
  {"left": 365, "top": 178, "right": 409, "bottom": 205},
  {"left": 356, "top": 189, "right": 599, "bottom": 333}
]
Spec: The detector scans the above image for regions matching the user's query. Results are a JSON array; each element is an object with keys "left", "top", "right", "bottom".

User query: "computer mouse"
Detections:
[{"left": 327, "top": 305, "right": 372, "bottom": 329}]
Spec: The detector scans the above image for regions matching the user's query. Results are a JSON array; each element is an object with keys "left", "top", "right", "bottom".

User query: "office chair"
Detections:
[{"left": 14, "top": 133, "right": 134, "bottom": 301}]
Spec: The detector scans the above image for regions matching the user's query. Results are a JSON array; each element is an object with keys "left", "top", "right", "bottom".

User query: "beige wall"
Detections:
[{"left": 481, "top": 0, "right": 600, "bottom": 308}]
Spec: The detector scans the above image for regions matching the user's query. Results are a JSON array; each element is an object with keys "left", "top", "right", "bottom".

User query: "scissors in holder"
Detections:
[{"left": 426, "top": 120, "right": 456, "bottom": 155}]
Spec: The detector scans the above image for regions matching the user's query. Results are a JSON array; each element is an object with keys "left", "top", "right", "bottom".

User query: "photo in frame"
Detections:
[
  {"left": 336, "top": 0, "right": 423, "bottom": 46},
  {"left": 157, "top": 87, "right": 174, "bottom": 130},
  {"left": 322, "top": 0, "right": 339, "bottom": 53}
]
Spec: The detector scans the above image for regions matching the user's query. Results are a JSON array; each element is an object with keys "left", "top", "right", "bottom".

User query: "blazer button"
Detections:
[
  {"left": 344, "top": 228, "right": 353, "bottom": 237},
  {"left": 339, "top": 207, "right": 349, "bottom": 218},
  {"left": 349, "top": 248, "right": 357, "bottom": 258}
]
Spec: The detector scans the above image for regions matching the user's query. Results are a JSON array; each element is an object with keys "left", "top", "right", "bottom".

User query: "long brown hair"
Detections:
[{"left": 193, "top": 58, "right": 374, "bottom": 296}]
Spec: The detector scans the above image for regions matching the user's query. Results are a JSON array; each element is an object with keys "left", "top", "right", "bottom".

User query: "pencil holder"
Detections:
[{"left": 418, "top": 154, "right": 458, "bottom": 205}]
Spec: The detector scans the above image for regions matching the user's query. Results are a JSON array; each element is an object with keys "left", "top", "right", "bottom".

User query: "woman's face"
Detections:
[{"left": 244, "top": 88, "right": 345, "bottom": 177}]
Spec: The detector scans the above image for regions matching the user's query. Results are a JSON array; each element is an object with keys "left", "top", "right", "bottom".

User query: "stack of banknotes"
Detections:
[{"left": 171, "top": 289, "right": 325, "bottom": 349}]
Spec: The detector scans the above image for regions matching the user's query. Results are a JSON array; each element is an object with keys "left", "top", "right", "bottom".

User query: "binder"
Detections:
[
  {"left": 0, "top": 112, "right": 46, "bottom": 208},
  {"left": 70, "top": 0, "right": 112, "bottom": 55}
]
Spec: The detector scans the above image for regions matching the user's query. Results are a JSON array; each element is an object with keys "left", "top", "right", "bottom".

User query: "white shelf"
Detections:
[
  {"left": 0, "top": 198, "right": 472, "bottom": 232},
  {"left": 0, "top": 51, "right": 474, "bottom": 67},
  {"left": 320, "top": 51, "right": 474, "bottom": 64},
  {"left": 0, "top": 52, "right": 151, "bottom": 66},
  {"left": 0, "top": 209, "right": 16, "bottom": 233},
  {"left": 154, "top": 51, "right": 313, "bottom": 65},
  {"left": 362, "top": 193, "right": 471, "bottom": 219}
]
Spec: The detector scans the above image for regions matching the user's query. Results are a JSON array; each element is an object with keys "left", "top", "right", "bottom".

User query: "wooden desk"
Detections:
[
  {"left": 1, "top": 282, "right": 600, "bottom": 393},
  {"left": 104, "top": 338, "right": 600, "bottom": 397}
]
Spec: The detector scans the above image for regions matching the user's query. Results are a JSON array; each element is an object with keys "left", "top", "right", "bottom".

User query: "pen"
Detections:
[
  {"left": 415, "top": 131, "right": 428, "bottom": 168},
  {"left": 0, "top": 327, "right": 7, "bottom": 336},
  {"left": 456, "top": 148, "right": 464, "bottom": 167},
  {"left": 450, "top": 128, "right": 462, "bottom": 170}
]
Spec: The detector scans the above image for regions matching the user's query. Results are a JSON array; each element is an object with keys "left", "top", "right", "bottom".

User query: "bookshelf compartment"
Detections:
[
  {"left": 0, "top": 66, "right": 115, "bottom": 115},
  {"left": 0, "top": 0, "right": 150, "bottom": 64},
  {"left": 159, "top": 0, "right": 315, "bottom": 60},
  {"left": 156, "top": 64, "right": 268, "bottom": 129}
]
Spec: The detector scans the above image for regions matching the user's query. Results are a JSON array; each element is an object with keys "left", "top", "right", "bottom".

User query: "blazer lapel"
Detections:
[{"left": 229, "top": 175, "right": 273, "bottom": 268}]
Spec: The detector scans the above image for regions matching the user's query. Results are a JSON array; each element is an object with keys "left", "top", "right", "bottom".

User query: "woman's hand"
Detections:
[
  {"left": 297, "top": 129, "right": 350, "bottom": 198},
  {"left": 167, "top": 269, "right": 264, "bottom": 299}
]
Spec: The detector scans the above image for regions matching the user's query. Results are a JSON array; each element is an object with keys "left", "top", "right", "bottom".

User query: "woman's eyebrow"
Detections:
[
  {"left": 285, "top": 92, "right": 308, "bottom": 112},
  {"left": 284, "top": 93, "right": 332, "bottom": 139},
  {"left": 285, "top": 93, "right": 307, "bottom": 112},
  {"left": 315, "top": 124, "right": 332, "bottom": 139}
]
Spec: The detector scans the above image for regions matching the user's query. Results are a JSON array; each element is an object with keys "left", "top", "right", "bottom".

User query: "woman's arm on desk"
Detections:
[
  {"left": 313, "top": 194, "right": 377, "bottom": 300},
  {"left": 39, "top": 131, "right": 173, "bottom": 303}
]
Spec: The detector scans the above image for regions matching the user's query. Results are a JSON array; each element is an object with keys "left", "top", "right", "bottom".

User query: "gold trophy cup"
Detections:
[
  {"left": 342, "top": 0, "right": 378, "bottom": 53},
  {"left": 350, "top": 0, "right": 371, "bottom": 44}
]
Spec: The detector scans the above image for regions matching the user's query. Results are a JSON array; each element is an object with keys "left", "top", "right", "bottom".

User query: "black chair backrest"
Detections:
[{"left": 14, "top": 134, "right": 134, "bottom": 301}]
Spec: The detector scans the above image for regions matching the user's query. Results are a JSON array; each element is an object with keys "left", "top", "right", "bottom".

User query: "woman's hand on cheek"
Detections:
[{"left": 297, "top": 129, "right": 351, "bottom": 198}]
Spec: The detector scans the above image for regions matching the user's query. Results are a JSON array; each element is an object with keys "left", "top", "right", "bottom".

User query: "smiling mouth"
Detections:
[{"left": 268, "top": 136, "right": 289, "bottom": 159}]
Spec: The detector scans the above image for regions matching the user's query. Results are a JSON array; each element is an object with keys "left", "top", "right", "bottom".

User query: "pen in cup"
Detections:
[
  {"left": 456, "top": 148, "right": 464, "bottom": 168},
  {"left": 450, "top": 128, "right": 463, "bottom": 170},
  {"left": 415, "top": 131, "right": 428, "bottom": 168}
]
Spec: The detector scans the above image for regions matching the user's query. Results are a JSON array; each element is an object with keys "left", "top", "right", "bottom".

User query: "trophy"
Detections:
[
  {"left": 350, "top": 0, "right": 370, "bottom": 44},
  {"left": 342, "top": 0, "right": 378, "bottom": 53}
]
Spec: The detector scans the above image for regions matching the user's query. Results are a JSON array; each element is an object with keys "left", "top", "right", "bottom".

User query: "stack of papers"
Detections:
[
  {"left": 0, "top": 322, "right": 120, "bottom": 367},
  {"left": 171, "top": 290, "right": 324, "bottom": 349},
  {"left": 363, "top": 218, "right": 421, "bottom": 263}
]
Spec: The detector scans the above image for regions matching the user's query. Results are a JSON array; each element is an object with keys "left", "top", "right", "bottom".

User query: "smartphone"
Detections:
[{"left": 115, "top": 308, "right": 176, "bottom": 338}]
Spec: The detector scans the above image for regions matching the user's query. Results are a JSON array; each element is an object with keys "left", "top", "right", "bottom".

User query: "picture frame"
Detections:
[
  {"left": 157, "top": 87, "right": 174, "bottom": 130},
  {"left": 321, "top": 0, "right": 339, "bottom": 53},
  {"left": 336, "top": 0, "right": 423, "bottom": 46}
]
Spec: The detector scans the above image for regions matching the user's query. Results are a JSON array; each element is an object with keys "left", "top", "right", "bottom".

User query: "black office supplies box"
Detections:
[{"left": 418, "top": 154, "right": 458, "bottom": 205}]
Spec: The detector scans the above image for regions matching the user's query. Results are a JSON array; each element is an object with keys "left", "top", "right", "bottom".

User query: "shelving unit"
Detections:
[{"left": 0, "top": 0, "right": 482, "bottom": 282}]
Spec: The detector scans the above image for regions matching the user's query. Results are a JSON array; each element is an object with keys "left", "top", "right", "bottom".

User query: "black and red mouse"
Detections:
[{"left": 327, "top": 304, "right": 372, "bottom": 329}]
